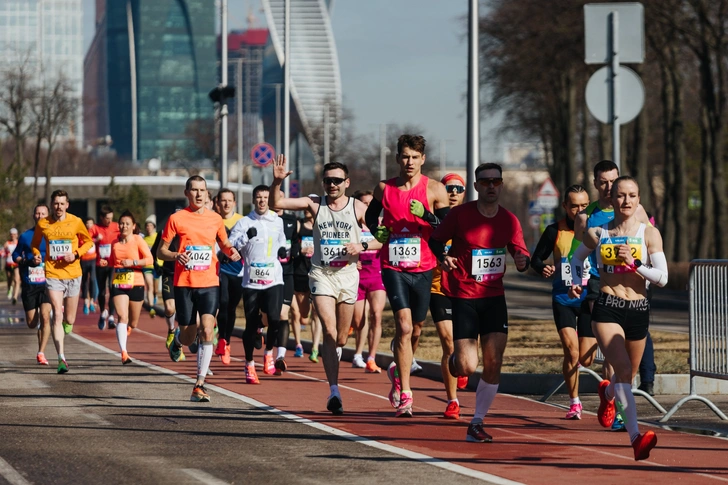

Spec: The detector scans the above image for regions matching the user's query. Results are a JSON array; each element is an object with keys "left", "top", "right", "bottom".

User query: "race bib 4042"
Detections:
[
  {"left": 388, "top": 236, "right": 421, "bottom": 269},
  {"left": 185, "top": 245, "right": 213, "bottom": 270},
  {"left": 471, "top": 248, "right": 506, "bottom": 282},
  {"left": 321, "top": 239, "right": 350, "bottom": 267},
  {"left": 49, "top": 240, "right": 72, "bottom": 261},
  {"left": 249, "top": 262, "right": 275, "bottom": 285}
]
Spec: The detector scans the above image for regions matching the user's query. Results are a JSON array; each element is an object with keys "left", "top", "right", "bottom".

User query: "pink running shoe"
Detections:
[
  {"left": 395, "top": 391, "right": 413, "bottom": 417},
  {"left": 565, "top": 402, "right": 583, "bottom": 420},
  {"left": 387, "top": 362, "right": 401, "bottom": 408}
]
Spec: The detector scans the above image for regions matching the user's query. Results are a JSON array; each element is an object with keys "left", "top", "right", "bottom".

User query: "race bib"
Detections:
[
  {"left": 388, "top": 235, "right": 421, "bottom": 269},
  {"left": 112, "top": 269, "right": 134, "bottom": 289},
  {"left": 302, "top": 236, "right": 314, "bottom": 258},
  {"left": 99, "top": 244, "right": 111, "bottom": 259},
  {"left": 87, "top": 244, "right": 96, "bottom": 255},
  {"left": 601, "top": 237, "right": 642, "bottom": 274},
  {"left": 281, "top": 239, "right": 292, "bottom": 262},
  {"left": 321, "top": 239, "right": 349, "bottom": 267},
  {"left": 49, "top": 240, "right": 72, "bottom": 261},
  {"left": 28, "top": 264, "right": 45, "bottom": 284},
  {"left": 185, "top": 245, "right": 212, "bottom": 270},
  {"left": 471, "top": 248, "right": 506, "bottom": 282},
  {"left": 249, "top": 262, "right": 275, "bottom": 285}
]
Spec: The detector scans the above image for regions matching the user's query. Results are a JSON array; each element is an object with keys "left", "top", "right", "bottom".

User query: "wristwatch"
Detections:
[
  {"left": 633, "top": 258, "right": 643, "bottom": 268},
  {"left": 361, "top": 241, "right": 369, "bottom": 251}
]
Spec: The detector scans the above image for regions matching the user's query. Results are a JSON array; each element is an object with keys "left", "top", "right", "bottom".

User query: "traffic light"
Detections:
[{"left": 208, "top": 85, "right": 236, "bottom": 104}]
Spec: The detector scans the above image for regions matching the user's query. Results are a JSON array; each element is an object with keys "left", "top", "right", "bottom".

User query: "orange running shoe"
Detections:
[
  {"left": 457, "top": 376, "right": 469, "bottom": 390},
  {"left": 597, "top": 380, "right": 616, "bottom": 428},
  {"left": 365, "top": 359, "right": 382, "bottom": 373},
  {"left": 444, "top": 401, "right": 460, "bottom": 419},
  {"left": 632, "top": 431, "right": 657, "bottom": 461},
  {"left": 121, "top": 351, "right": 132, "bottom": 365},
  {"left": 36, "top": 353, "right": 49, "bottom": 365},
  {"left": 221, "top": 344, "right": 231, "bottom": 365},
  {"left": 245, "top": 363, "right": 260, "bottom": 384},
  {"left": 263, "top": 354, "right": 275, "bottom": 375}
]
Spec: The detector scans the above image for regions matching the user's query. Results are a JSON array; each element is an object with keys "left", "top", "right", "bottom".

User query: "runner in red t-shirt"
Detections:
[
  {"left": 89, "top": 205, "right": 120, "bottom": 330},
  {"left": 430, "top": 163, "right": 530, "bottom": 443},
  {"left": 365, "top": 134, "right": 449, "bottom": 417}
]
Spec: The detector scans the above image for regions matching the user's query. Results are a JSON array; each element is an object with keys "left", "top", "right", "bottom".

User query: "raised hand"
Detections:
[{"left": 273, "top": 154, "right": 293, "bottom": 182}]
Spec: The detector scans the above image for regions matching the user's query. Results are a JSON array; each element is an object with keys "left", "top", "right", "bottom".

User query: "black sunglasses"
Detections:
[
  {"left": 323, "top": 177, "right": 347, "bottom": 186},
  {"left": 476, "top": 177, "right": 503, "bottom": 187},
  {"left": 446, "top": 185, "right": 465, "bottom": 194}
]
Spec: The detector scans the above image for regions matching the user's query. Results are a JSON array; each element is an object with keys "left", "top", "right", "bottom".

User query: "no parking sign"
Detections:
[{"left": 250, "top": 143, "right": 275, "bottom": 168}]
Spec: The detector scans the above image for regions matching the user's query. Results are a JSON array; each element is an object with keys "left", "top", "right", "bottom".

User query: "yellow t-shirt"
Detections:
[
  {"left": 32, "top": 213, "right": 93, "bottom": 280},
  {"left": 223, "top": 213, "right": 243, "bottom": 231},
  {"left": 143, "top": 232, "right": 160, "bottom": 269}
]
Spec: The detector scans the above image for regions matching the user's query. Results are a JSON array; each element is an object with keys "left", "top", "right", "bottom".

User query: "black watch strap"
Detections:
[
  {"left": 361, "top": 241, "right": 369, "bottom": 251},
  {"left": 634, "top": 258, "right": 642, "bottom": 268}
]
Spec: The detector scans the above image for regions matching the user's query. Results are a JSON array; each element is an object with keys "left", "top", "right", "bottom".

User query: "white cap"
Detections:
[
  {"left": 145, "top": 215, "right": 156, "bottom": 226},
  {"left": 10, "top": 228, "right": 18, "bottom": 234}
]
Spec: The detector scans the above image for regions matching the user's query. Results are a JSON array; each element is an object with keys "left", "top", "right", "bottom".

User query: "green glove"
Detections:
[
  {"left": 409, "top": 199, "right": 426, "bottom": 218},
  {"left": 372, "top": 226, "right": 390, "bottom": 243}
]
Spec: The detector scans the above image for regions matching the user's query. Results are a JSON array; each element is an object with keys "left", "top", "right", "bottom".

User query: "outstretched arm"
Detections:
[{"left": 270, "top": 154, "right": 319, "bottom": 213}]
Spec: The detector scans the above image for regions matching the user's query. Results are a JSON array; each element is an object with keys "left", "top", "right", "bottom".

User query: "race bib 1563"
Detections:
[{"left": 471, "top": 248, "right": 506, "bottom": 282}]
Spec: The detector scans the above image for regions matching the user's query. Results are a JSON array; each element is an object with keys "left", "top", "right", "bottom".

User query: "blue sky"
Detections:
[{"left": 82, "top": 0, "right": 507, "bottom": 163}]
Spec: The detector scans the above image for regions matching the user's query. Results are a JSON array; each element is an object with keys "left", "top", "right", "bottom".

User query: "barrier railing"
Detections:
[{"left": 661, "top": 260, "right": 728, "bottom": 422}]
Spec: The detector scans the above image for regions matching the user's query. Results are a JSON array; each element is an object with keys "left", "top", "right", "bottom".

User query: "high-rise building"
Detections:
[
  {"left": 84, "top": 0, "right": 216, "bottom": 161},
  {"left": 0, "top": 0, "right": 84, "bottom": 144}
]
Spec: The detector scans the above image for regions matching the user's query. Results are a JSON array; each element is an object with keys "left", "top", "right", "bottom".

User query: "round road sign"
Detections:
[
  {"left": 251, "top": 143, "right": 276, "bottom": 168},
  {"left": 585, "top": 65, "right": 645, "bottom": 125}
]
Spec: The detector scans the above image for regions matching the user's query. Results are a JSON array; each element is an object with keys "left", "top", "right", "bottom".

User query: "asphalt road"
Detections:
[{"left": 0, "top": 324, "right": 492, "bottom": 485}]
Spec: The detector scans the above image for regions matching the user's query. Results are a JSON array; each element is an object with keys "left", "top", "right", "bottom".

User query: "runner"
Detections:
[
  {"left": 365, "top": 134, "right": 450, "bottom": 417},
  {"left": 3, "top": 228, "right": 20, "bottom": 304},
  {"left": 31, "top": 190, "right": 94, "bottom": 373},
  {"left": 292, "top": 209, "right": 320, "bottom": 361},
  {"left": 81, "top": 217, "right": 98, "bottom": 314},
  {"left": 229, "top": 185, "right": 287, "bottom": 383},
  {"left": 277, "top": 207, "right": 299, "bottom": 366},
  {"left": 569, "top": 175, "right": 667, "bottom": 461},
  {"left": 531, "top": 184, "right": 597, "bottom": 420},
  {"left": 89, "top": 205, "right": 120, "bottom": 330},
  {"left": 109, "top": 210, "right": 154, "bottom": 365},
  {"left": 429, "top": 163, "right": 530, "bottom": 442},
  {"left": 142, "top": 215, "right": 158, "bottom": 318},
  {"left": 13, "top": 204, "right": 51, "bottom": 365},
  {"left": 215, "top": 188, "right": 244, "bottom": 365},
  {"left": 350, "top": 190, "right": 385, "bottom": 374},
  {"left": 429, "top": 173, "right": 469, "bottom": 419},
  {"left": 158, "top": 176, "right": 240, "bottom": 402},
  {"left": 271, "top": 155, "right": 367, "bottom": 415}
]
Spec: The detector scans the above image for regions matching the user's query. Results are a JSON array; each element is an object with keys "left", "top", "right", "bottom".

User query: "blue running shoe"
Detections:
[
  {"left": 611, "top": 412, "right": 626, "bottom": 431},
  {"left": 294, "top": 345, "right": 304, "bottom": 358},
  {"left": 169, "top": 329, "right": 182, "bottom": 362}
]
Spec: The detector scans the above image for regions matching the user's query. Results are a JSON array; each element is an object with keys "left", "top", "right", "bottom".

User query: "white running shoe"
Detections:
[
  {"left": 411, "top": 358, "right": 423, "bottom": 375},
  {"left": 352, "top": 354, "right": 366, "bottom": 368}
]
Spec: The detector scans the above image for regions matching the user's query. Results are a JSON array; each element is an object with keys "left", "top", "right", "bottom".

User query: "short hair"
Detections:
[
  {"left": 563, "top": 184, "right": 587, "bottom": 203},
  {"left": 397, "top": 134, "right": 426, "bottom": 155},
  {"left": 352, "top": 190, "right": 373, "bottom": 200},
  {"left": 218, "top": 188, "right": 235, "bottom": 201},
  {"left": 34, "top": 204, "right": 49, "bottom": 213},
  {"left": 252, "top": 184, "right": 270, "bottom": 198},
  {"left": 593, "top": 160, "right": 619, "bottom": 179},
  {"left": 185, "top": 175, "right": 207, "bottom": 191},
  {"left": 610, "top": 175, "right": 640, "bottom": 198},
  {"left": 99, "top": 204, "right": 113, "bottom": 217},
  {"left": 50, "top": 190, "right": 68, "bottom": 203},
  {"left": 475, "top": 163, "right": 503, "bottom": 178},
  {"left": 322, "top": 161, "right": 349, "bottom": 177}
]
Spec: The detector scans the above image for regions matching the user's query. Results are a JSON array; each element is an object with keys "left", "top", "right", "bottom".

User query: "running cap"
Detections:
[
  {"left": 441, "top": 173, "right": 465, "bottom": 185},
  {"left": 9, "top": 228, "right": 18, "bottom": 234},
  {"left": 145, "top": 214, "right": 156, "bottom": 226}
]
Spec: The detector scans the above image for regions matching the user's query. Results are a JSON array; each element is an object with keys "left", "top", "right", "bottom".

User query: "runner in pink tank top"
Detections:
[{"left": 365, "top": 134, "right": 450, "bottom": 418}]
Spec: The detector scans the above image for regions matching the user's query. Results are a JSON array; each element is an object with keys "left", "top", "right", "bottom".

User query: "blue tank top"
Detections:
[{"left": 585, "top": 202, "right": 614, "bottom": 278}]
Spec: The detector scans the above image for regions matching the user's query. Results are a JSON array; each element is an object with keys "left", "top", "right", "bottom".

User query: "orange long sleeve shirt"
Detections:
[{"left": 31, "top": 213, "right": 93, "bottom": 280}]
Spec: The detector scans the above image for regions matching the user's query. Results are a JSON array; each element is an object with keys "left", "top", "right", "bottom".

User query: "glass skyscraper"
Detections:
[
  {"left": 85, "top": 0, "right": 216, "bottom": 161},
  {"left": 0, "top": 0, "right": 84, "bottom": 143}
]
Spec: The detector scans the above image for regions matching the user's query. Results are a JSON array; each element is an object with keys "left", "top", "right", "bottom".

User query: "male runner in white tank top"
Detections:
[{"left": 270, "top": 155, "right": 369, "bottom": 416}]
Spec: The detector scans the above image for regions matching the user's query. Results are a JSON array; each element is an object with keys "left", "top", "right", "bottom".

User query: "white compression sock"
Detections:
[
  {"left": 336, "top": 347, "right": 343, "bottom": 361},
  {"left": 472, "top": 379, "right": 499, "bottom": 424},
  {"left": 276, "top": 347, "right": 286, "bottom": 360},
  {"left": 116, "top": 323, "right": 128, "bottom": 352},
  {"left": 165, "top": 313, "right": 175, "bottom": 331},
  {"left": 613, "top": 382, "right": 640, "bottom": 441},
  {"left": 197, "top": 342, "right": 214, "bottom": 382}
]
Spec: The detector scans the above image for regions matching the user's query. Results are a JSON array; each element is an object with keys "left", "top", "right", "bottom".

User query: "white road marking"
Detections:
[
  {"left": 180, "top": 468, "right": 230, "bottom": 485},
  {"left": 0, "top": 456, "right": 32, "bottom": 485},
  {"left": 72, "top": 332, "right": 523, "bottom": 485}
]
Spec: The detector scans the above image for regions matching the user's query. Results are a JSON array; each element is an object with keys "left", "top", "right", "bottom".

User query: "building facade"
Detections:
[{"left": 0, "top": 0, "right": 84, "bottom": 144}]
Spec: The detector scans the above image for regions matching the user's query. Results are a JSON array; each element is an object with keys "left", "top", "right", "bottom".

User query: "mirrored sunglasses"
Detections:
[{"left": 446, "top": 185, "right": 465, "bottom": 194}]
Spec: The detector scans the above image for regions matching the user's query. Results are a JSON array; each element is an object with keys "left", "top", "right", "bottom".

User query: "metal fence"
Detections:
[{"left": 661, "top": 260, "right": 728, "bottom": 422}]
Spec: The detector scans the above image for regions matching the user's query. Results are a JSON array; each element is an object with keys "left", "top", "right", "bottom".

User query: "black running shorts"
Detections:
[
  {"left": 243, "top": 285, "right": 284, "bottom": 322},
  {"left": 21, "top": 283, "right": 49, "bottom": 312},
  {"left": 162, "top": 273, "right": 174, "bottom": 301},
  {"left": 293, "top": 274, "right": 309, "bottom": 294},
  {"left": 429, "top": 292, "right": 452, "bottom": 324},
  {"left": 552, "top": 301, "right": 594, "bottom": 338},
  {"left": 451, "top": 295, "right": 508, "bottom": 340},
  {"left": 111, "top": 285, "right": 145, "bottom": 302},
  {"left": 174, "top": 286, "right": 219, "bottom": 327},
  {"left": 591, "top": 292, "right": 649, "bottom": 341},
  {"left": 381, "top": 268, "right": 433, "bottom": 323}
]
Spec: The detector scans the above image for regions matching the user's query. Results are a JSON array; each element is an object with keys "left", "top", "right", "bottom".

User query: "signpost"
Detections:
[
  {"left": 251, "top": 143, "right": 275, "bottom": 168},
  {"left": 536, "top": 178, "right": 560, "bottom": 210}
]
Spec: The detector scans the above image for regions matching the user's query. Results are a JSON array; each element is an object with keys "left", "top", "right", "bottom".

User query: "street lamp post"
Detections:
[
  {"left": 220, "top": 0, "right": 229, "bottom": 188},
  {"left": 283, "top": 0, "right": 291, "bottom": 196},
  {"left": 466, "top": 0, "right": 480, "bottom": 202}
]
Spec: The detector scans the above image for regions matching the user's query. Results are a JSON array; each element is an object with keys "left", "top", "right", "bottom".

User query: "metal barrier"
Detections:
[
  {"left": 542, "top": 331, "right": 667, "bottom": 414},
  {"left": 661, "top": 260, "right": 728, "bottom": 422}
]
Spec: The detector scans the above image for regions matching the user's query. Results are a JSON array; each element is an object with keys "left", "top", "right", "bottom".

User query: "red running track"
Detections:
[{"left": 72, "top": 309, "right": 728, "bottom": 484}]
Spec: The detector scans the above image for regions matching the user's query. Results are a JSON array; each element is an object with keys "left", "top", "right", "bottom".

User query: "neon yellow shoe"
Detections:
[
  {"left": 62, "top": 321, "right": 73, "bottom": 334},
  {"left": 166, "top": 331, "right": 175, "bottom": 349}
]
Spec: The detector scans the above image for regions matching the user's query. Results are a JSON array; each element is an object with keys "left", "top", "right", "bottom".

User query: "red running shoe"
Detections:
[
  {"left": 444, "top": 401, "right": 460, "bottom": 419},
  {"left": 597, "top": 380, "right": 616, "bottom": 428},
  {"left": 632, "top": 431, "right": 657, "bottom": 461},
  {"left": 245, "top": 363, "right": 260, "bottom": 384},
  {"left": 263, "top": 354, "right": 275, "bottom": 375},
  {"left": 215, "top": 338, "right": 227, "bottom": 356},
  {"left": 457, "top": 376, "right": 469, "bottom": 390}
]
